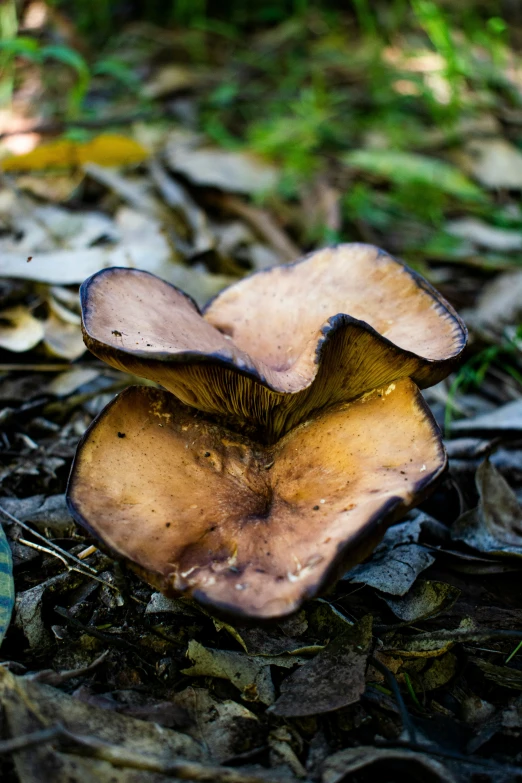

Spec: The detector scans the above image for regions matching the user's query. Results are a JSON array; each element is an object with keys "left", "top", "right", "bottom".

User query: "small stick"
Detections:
[
  {"left": 28, "top": 650, "right": 109, "bottom": 685},
  {"left": 78, "top": 545, "right": 97, "bottom": 560},
  {"left": 0, "top": 505, "right": 98, "bottom": 575},
  {"left": 18, "top": 538, "right": 119, "bottom": 592},
  {"left": 369, "top": 655, "right": 417, "bottom": 744},
  {"left": 0, "top": 725, "right": 64, "bottom": 755},
  {"left": 0, "top": 364, "right": 80, "bottom": 372}
]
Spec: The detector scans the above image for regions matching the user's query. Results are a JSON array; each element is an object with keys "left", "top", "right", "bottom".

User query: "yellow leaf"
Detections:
[
  {"left": 1, "top": 134, "right": 149, "bottom": 171},
  {"left": 78, "top": 134, "right": 149, "bottom": 167},
  {"left": 2, "top": 140, "right": 79, "bottom": 171}
]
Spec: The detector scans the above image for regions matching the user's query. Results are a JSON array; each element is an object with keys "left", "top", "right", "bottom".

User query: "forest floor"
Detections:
[{"left": 1, "top": 5, "right": 522, "bottom": 782}]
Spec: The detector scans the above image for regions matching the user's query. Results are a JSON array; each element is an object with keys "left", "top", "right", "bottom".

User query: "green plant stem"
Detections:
[{"left": 0, "top": 0, "right": 17, "bottom": 108}]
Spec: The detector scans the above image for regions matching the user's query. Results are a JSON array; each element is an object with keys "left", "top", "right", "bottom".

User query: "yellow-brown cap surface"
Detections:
[{"left": 67, "top": 379, "right": 445, "bottom": 619}]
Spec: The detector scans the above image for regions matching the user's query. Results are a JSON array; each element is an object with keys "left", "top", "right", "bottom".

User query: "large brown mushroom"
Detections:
[
  {"left": 80, "top": 244, "right": 466, "bottom": 441},
  {"left": 67, "top": 243, "right": 466, "bottom": 619}
]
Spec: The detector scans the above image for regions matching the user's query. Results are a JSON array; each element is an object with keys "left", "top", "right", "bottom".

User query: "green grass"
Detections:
[{"left": 444, "top": 326, "right": 522, "bottom": 436}]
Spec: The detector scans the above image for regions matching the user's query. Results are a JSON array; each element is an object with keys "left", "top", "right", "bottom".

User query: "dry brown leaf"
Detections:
[
  {"left": 270, "top": 615, "right": 372, "bottom": 717},
  {"left": 451, "top": 459, "right": 522, "bottom": 557}
]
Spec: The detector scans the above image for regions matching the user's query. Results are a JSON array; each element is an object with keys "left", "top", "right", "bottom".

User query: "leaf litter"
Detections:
[{"left": 1, "top": 6, "right": 522, "bottom": 783}]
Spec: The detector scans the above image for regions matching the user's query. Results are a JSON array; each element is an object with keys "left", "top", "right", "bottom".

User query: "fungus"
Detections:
[{"left": 67, "top": 243, "right": 466, "bottom": 619}]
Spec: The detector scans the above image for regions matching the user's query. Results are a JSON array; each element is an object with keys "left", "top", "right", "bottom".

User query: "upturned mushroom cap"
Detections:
[
  {"left": 67, "top": 378, "right": 446, "bottom": 619},
  {"left": 80, "top": 243, "right": 466, "bottom": 441}
]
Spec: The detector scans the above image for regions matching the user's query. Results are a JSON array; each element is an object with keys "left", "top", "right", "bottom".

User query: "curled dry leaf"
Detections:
[
  {"left": 345, "top": 513, "right": 441, "bottom": 596},
  {"left": 43, "top": 311, "right": 85, "bottom": 360},
  {"left": 66, "top": 243, "right": 466, "bottom": 619},
  {"left": 452, "top": 459, "right": 522, "bottom": 557},
  {"left": 321, "top": 746, "right": 457, "bottom": 783}
]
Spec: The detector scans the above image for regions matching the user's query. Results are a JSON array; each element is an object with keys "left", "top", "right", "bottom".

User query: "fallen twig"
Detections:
[{"left": 0, "top": 505, "right": 98, "bottom": 575}]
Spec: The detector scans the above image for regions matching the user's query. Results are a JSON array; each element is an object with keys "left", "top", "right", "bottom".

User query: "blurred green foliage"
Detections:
[
  {"left": 445, "top": 326, "right": 522, "bottom": 435},
  {"left": 0, "top": 0, "right": 515, "bottom": 221}
]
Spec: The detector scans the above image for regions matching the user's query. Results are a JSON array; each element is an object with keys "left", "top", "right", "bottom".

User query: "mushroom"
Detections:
[
  {"left": 80, "top": 244, "right": 465, "bottom": 441},
  {"left": 67, "top": 243, "right": 466, "bottom": 619}
]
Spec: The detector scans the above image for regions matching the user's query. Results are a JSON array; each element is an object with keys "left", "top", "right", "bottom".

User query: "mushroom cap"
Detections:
[
  {"left": 66, "top": 378, "right": 446, "bottom": 619},
  {"left": 80, "top": 244, "right": 466, "bottom": 441}
]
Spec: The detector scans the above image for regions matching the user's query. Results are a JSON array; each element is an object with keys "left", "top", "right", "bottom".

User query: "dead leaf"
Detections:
[
  {"left": 446, "top": 218, "right": 522, "bottom": 252},
  {"left": 148, "top": 160, "right": 215, "bottom": 255},
  {"left": 467, "top": 693, "right": 522, "bottom": 753},
  {"left": 14, "top": 583, "right": 52, "bottom": 650},
  {"left": 321, "top": 746, "right": 456, "bottom": 783},
  {"left": 463, "top": 269, "right": 522, "bottom": 335},
  {"left": 143, "top": 64, "right": 210, "bottom": 98},
  {"left": 457, "top": 138, "right": 522, "bottom": 189},
  {"left": 165, "top": 133, "right": 279, "bottom": 195},
  {"left": 0, "top": 667, "right": 203, "bottom": 782},
  {"left": 307, "top": 599, "right": 356, "bottom": 641},
  {"left": 380, "top": 618, "right": 513, "bottom": 658},
  {"left": 2, "top": 134, "right": 149, "bottom": 171},
  {"left": 270, "top": 615, "right": 373, "bottom": 717},
  {"left": 232, "top": 625, "right": 323, "bottom": 656},
  {"left": 380, "top": 580, "right": 461, "bottom": 623},
  {"left": 451, "top": 399, "right": 522, "bottom": 435},
  {"left": 171, "top": 687, "right": 262, "bottom": 763},
  {"left": 345, "top": 513, "right": 440, "bottom": 595},
  {"left": 269, "top": 726, "right": 307, "bottom": 778},
  {"left": 0, "top": 305, "right": 44, "bottom": 352},
  {"left": 210, "top": 192, "right": 300, "bottom": 262},
  {"left": 470, "top": 657, "right": 522, "bottom": 690},
  {"left": 46, "top": 367, "right": 101, "bottom": 397},
  {"left": 182, "top": 639, "right": 305, "bottom": 705},
  {"left": 0, "top": 493, "right": 74, "bottom": 536},
  {"left": 43, "top": 310, "right": 85, "bottom": 360},
  {"left": 451, "top": 460, "right": 522, "bottom": 557},
  {"left": 0, "top": 245, "right": 232, "bottom": 305},
  {"left": 144, "top": 592, "right": 199, "bottom": 617},
  {"left": 416, "top": 651, "right": 458, "bottom": 691},
  {"left": 15, "top": 172, "right": 84, "bottom": 202}
]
